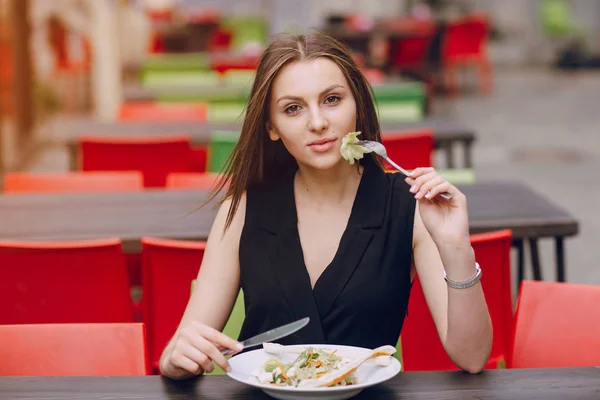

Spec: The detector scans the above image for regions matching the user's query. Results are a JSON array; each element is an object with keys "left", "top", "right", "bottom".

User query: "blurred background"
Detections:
[{"left": 1, "top": 0, "right": 599, "bottom": 288}]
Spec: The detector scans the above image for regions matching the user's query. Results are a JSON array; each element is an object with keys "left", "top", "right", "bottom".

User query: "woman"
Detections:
[{"left": 160, "top": 32, "right": 492, "bottom": 379}]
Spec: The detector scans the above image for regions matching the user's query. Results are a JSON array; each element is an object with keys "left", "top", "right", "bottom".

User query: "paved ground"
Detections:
[{"left": 24, "top": 67, "right": 600, "bottom": 287}]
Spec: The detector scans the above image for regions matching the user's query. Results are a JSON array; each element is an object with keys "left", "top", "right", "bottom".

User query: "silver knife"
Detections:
[{"left": 221, "top": 317, "right": 310, "bottom": 355}]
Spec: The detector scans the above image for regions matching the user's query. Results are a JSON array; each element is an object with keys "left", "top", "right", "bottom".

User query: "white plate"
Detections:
[{"left": 227, "top": 344, "right": 401, "bottom": 400}]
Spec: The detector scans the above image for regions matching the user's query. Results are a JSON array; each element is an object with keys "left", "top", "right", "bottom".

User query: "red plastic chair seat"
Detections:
[
  {"left": 0, "top": 238, "right": 135, "bottom": 325},
  {"left": 401, "top": 229, "right": 513, "bottom": 371},
  {"left": 79, "top": 134, "right": 195, "bottom": 187},
  {"left": 511, "top": 281, "right": 600, "bottom": 368},
  {"left": 382, "top": 129, "right": 434, "bottom": 171},
  {"left": 0, "top": 323, "right": 148, "bottom": 376},
  {"left": 2, "top": 171, "right": 143, "bottom": 194},
  {"left": 141, "top": 237, "right": 206, "bottom": 373}
]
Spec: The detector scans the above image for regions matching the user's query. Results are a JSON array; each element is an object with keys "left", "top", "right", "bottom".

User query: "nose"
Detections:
[{"left": 308, "top": 107, "right": 328, "bottom": 134}]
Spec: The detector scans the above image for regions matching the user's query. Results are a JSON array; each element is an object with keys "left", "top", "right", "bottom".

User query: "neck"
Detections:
[{"left": 295, "top": 161, "right": 363, "bottom": 205}]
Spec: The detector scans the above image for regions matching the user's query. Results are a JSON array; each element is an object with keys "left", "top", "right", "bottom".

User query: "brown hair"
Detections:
[{"left": 210, "top": 31, "right": 383, "bottom": 229}]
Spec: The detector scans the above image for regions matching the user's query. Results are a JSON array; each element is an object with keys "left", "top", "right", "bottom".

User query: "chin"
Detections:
[{"left": 299, "top": 154, "right": 349, "bottom": 171}]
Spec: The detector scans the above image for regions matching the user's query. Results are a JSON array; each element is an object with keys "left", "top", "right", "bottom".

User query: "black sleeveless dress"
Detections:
[{"left": 238, "top": 159, "right": 416, "bottom": 349}]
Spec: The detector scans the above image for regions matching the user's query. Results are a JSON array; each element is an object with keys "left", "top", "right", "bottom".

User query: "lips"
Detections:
[
  {"left": 307, "top": 138, "right": 337, "bottom": 153},
  {"left": 308, "top": 138, "right": 336, "bottom": 146}
]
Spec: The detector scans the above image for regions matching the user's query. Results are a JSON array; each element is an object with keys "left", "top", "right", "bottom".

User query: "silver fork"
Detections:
[{"left": 357, "top": 140, "right": 453, "bottom": 201}]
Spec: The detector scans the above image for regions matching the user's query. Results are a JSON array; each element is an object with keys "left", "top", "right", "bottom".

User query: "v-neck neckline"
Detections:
[{"left": 289, "top": 167, "right": 366, "bottom": 292}]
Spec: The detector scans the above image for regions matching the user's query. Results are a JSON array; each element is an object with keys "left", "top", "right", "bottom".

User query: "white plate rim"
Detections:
[{"left": 226, "top": 344, "right": 401, "bottom": 393}]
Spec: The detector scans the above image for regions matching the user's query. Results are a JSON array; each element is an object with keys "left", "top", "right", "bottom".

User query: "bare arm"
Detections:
[
  {"left": 408, "top": 169, "right": 492, "bottom": 373},
  {"left": 159, "top": 194, "right": 246, "bottom": 379}
]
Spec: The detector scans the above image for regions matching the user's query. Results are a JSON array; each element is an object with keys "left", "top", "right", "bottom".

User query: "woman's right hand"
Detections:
[{"left": 159, "top": 321, "right": 244, "bottom": 379}]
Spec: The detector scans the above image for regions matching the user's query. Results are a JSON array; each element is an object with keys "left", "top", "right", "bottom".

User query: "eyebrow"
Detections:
[{"left": 276, "top": 84, "right": 345, "bottom": 104}]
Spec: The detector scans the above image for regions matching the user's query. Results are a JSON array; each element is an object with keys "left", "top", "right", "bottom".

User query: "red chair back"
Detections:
[
  {"left": 0, "top": 323, "right": 147, "bottom": 376},
  {"left": 382, "top": 129, "right": 434, "bottom": 170},
  {"left": 119, "top": 103, "right": 207, "bottom": 122},
  {"left": 442, "top": 15, "right": 489, "bottom": 64},
  {"left": 141, "top": 237, "right": 206, "bottom": 372},
  {"left": 512, "top": 281, "right": 600, "bottom": 368},
  {"left": 80, "top": 135, "right": 194, "bottom": 187},
  {"left": 0, "top": 238, "right": 135, "bottom": 324},
  {"left": 388, "top": 21, "right": 436, "bottom": 70},
  {"left": 165, "top": 172, "right": 221, "bottom": 190},
  {"left": 3, "top": 171, "right": 143, "bottom": 194},
  {"left": 401, "top": 229, "right": 513, "bottom": 371}
]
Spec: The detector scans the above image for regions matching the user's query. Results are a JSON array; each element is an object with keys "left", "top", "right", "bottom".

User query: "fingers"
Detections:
[
  {"left": 198, "top": 324, "right": 244, "bottom": 354},
  {"left": 409, "top": 167, "right": 434, "bottom": 179},
  {"left": 417, "top": 175, "right": 445, "bottom": 200},
  {"left": 166, "top": 322, "right": 242, "bottom": 377},
  {"left": 189, "top": 334, "right": 231, "bottom": 373},
  {"left": 426, "top": 180, "right": 451, "bottom": 200},
  {"left": 404, "top": 168, "right": 453, "bottom": 200}
]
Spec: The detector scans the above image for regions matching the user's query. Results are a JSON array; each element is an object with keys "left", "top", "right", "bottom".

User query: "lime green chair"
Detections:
[
  {"left": 142, "top": 53, "right": 212, "bottom": 74},
  {"left": 223, "top": 70, "right": 256, "bottom": 88},
  {"left": 540, "top": 0, "right": 582, "bottom": 38},
  {"left": 157, "top": 87, "right": 251, "bottom": 104},
  {"left": 207, "top": 102, "right": 246, "bottom": 123},
  {"left": 190, "top": 280, "right": 245, "bottom": 376},
  {"left": 372, "top": 82, "right": 426, "bottom": 122},
  {"left": 221, "top": 17, "right": 268, "bottom": 50},
  {"left": 437, "top": 168, "right": 476, "bottom": 185},
  {"left": 376, "top": 102, "right": 423, "bottom": 122},
  {"left": 208, "top": 131, "right": 240, "bottom": 173},
  {"left": 142, "top": 70, "right": 222, "bottom": 88}
]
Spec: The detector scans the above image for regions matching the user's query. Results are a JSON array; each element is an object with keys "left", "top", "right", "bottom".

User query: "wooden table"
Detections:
[
  {"left": 0, "top": 181, "right": 578, "bottom": 284},
  {"left": 49, "top": 117, "right": 476, "bottom": 170},
  {"left": 1, "top": 367, "right": 598, "bottom": 399}
]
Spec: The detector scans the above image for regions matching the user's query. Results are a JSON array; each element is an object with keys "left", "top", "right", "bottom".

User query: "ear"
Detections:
[{"left": 265, "top": 121, "right": 280, "bottom": 141}]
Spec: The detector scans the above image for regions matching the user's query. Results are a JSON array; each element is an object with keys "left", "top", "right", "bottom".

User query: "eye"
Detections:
[
  {"left": 324, "top": 95, "right": 341, "bottom": 105},
  {"left": 284, "top": 104, "right": 302, "bottom": 115}
]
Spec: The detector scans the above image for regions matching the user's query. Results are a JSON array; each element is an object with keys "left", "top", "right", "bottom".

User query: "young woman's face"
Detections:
[{"left": 267, "top": 58, "right": 357, "bottom": 171}]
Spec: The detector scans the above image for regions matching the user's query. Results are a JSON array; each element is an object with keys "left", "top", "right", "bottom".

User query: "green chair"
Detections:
[
  {"left": 223, "top": 70, "right": 256, "bottom": 88},
  {"left": 207, "top": 102, "right": 246, "bottom": 123},
  {"left": 221, "top": 17, "right": 268, "bottom": 50},
  {"left": 437, "top": 168, "right": 476, "bottom": 186},
  {"left": 190, "top": 280, "right": 246, "bottom": 376},
  {"left": 157, "top": 87, "right": 251, "bottom": 104},
  {"left": 142, "top": 53, "right": 211, "bottom": 72},
  {"left": 376, "top": 102, "right": 423, "bottom": 122},
  {"left": 372, "top": 82, "right": 426, "bottom": 104},
  {"left": 208, "top": 131, "right": 240, "bottom": 173},
  {"left": 540, "top": 0, "right": 583, "bottom": 38},
  {"left": 142, "top": 70, "right": 222, "bottom": 88}
]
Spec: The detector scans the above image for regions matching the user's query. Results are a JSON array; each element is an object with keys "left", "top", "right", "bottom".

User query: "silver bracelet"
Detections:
[{"left": 444, "top": 262, "right": 482, "bottom": 289}]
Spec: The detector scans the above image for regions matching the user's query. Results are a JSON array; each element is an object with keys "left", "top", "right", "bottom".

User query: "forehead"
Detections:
[{"left": 271, "top": 58, "right": 348, "bottom": 98}]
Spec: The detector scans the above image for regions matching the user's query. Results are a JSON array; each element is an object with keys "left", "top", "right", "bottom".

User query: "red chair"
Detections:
[
  {"left": 441, "top": 14, "right": 492, "bottom": 94},
  {"left": 79, "top": 135, "right": 195, "bottom": 187},
  {"left": 401, "top": 229, "right": 513, "bottom": 371},
  {"left": 382, "top": 129, "right": 434, "bottom": 171},
  {"left": 511, "top": 281, "right": 600, "bottom": 368},
  {"left": 141, "top": 237, "right": 206, "bottom": 373},
  {"left": 387, "top": 20, "right": 436, "bottom": 72},
  {"left": 165, "top": 172, "right": 222, "bottom": 190},
  {"left": 0, "top": 238, "right": 135, "bottom": 325},
  {"left": 118, "top": 103, "right": 207, "bottom": 122},
  {"left": 2, "top": 171, "right": 143, "bottom": 194},
  {"left": 0, "top": 323, "right": 148, "bottom": 376},
  {"left": 190, "top": 145, "right": 208, "bottom": 173}
]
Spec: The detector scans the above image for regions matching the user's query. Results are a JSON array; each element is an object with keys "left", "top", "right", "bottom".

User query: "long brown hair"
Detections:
[{"left": 210, "top": 31, "right": 383, "bottom": 230}]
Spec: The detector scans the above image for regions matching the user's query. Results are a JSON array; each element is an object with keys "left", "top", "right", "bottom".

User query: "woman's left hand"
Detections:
[{"left": 405, "top": 167, "right": 469, "bottom": 245}]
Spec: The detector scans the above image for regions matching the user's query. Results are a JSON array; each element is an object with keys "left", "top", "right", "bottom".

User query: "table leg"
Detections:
[
  {"left": 444, "top": 143, "right": 455, "bottom": 169},
  {"left": 555, "top": 236, "right": 565, "bottom": 282},
  {"left": 68, "top": 144, "right": 78, "bottom": 171},
  {"left": 528, "top": 238, "right": 543, "bottom": 280},
  {"left": 464, "top": 141, "right": 473, "bottom": 168}
]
